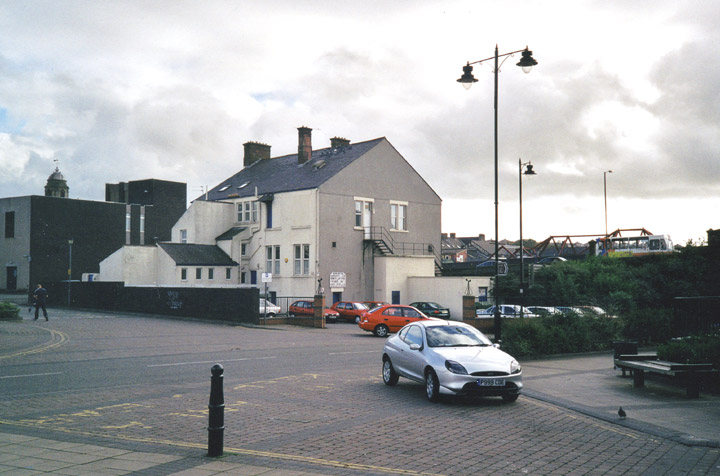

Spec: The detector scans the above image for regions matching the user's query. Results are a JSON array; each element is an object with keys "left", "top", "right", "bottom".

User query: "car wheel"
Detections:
[
  {"left": 502, "top": 392, "right": 519, "bottom": 403},
  {"left": 289, "top": 313, "right": 295, "bottom": 318},
  {"left": 354, "top": 316, "right": 361, "bottom": 324},
  {"left": 382, "top": 359, "right": 399, "bottom": 386},
  {"left": 374, "top": 324, "right": 389, "bottom": 337},
  {"left": 266, "top": 313, "right": 276, "bottom": 318},
  {"left": 425, "top": 369, "right": 440, "bottom": 402}
]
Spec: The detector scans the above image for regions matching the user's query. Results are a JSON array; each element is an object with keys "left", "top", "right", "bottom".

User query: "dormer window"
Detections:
[
  {"left": 218, "top": 185, "right": 231, "bottom": 192},
  {"left": 238, "top": 181, "right": 250, "bottom": 189}
]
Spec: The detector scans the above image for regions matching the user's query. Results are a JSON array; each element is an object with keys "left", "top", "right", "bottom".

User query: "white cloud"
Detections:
[{"left": 0, "top": 0, "right": 717, "bottom": 244}]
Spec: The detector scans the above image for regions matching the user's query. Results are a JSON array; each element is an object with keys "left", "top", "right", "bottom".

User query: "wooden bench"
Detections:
[{"left": 614, "top": 355, "right": 716, "bottom": 398}]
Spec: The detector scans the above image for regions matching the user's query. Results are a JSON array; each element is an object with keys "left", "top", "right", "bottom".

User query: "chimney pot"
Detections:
[
  {"left": 243, "top": 142, "right": 271, "bottom": 167},
  {"left": 330, "top": 137, "right": 351, "bottom": 148},
  {"left": 298, "top": 126, "right": 312, "bottom": 164}
]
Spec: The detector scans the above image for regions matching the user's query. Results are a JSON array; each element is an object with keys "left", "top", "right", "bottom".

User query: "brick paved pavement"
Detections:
[{"left": 0, "top": 306, "right": 719, "bottom": 475}]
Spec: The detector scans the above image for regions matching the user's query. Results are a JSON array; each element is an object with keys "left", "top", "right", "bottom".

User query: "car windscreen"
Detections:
[{"left": 425, "top": 325, "right": 492, "bottom": 347}]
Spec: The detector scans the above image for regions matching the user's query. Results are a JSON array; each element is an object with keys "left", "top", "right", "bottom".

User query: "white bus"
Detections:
[{"left": 596, "top": 234, "right": 673, "bottom": 257}]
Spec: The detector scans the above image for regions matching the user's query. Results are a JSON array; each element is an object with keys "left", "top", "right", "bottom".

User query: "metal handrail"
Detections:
[{"left": 364, "top": 226, "right": 443, "bottom": 268}]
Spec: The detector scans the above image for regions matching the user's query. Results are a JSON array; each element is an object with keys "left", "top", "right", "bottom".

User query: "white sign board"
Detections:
[
  {"left": 329, "top": 272, "right": 346, "bottom": 288},
  {"left": 261, "top": 272, "right": 272, "bottom": 283}
]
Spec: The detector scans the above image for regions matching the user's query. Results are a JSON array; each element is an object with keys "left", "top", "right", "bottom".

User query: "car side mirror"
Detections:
[
  {"left": 493, "top": 343, "right": 501, "bottom": 349},
  {"left": 409, "top": 343, "right": 421, "bottom": 351}
]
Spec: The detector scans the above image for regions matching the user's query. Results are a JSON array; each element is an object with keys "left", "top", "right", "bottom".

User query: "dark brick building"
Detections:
[{"left": 1, "top": 178, "right": 186, "bottom": 294}]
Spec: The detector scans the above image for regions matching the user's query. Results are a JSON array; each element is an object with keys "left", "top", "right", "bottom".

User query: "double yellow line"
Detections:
[{"left": 0, "top": 325, "right": 68, "bottom": 360}]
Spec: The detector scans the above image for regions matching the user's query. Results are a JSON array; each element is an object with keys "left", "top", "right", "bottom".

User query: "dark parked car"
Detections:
[{"left": 409, "top": 302, "right": 450, "bottom": 319}]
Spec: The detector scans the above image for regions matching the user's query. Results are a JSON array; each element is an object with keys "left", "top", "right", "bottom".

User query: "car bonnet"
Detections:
[{"left": 430, "top": 345, "right": 515, "bottom": 372}]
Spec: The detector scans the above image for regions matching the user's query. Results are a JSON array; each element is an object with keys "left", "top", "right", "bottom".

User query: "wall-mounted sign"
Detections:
[{"left": 329, "top": 272, "right": 346, "bottom": 288}]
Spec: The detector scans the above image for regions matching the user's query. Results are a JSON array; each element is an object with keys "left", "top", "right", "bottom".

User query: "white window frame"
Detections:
[
  {"left": 180, "top": 229, "right": 188, "bottom": 244},
  {"left": 226, "top": 268, "right": 232, "bottom": 280},
  {"left": 294, "top": 244, "right": 310, "bottom": 275},
  {"left": 208, "top": 268, "right": 214, "bottom": 280},
  {"left": 181, "top": 268, "right": 188, "bottom": 281},
  {"left": 390, "top": 201, "right": 408, "bottom": 232},
  {"left": 237, "top": 200, "right": 259, "bottom": 224},
  {"left": 353, "top": 197, "right": 374, "bottom": 230},
  {"left": 266, "top": 245, "right": 280, "bottom": 275}
]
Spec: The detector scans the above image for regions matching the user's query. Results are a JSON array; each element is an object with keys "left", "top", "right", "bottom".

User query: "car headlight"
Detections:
[
  {"left": 510, "top": 359, "right": 521, "bottom": 374},
  {"left": 445, "top": 360, "right": 468, "bottom": 375}
]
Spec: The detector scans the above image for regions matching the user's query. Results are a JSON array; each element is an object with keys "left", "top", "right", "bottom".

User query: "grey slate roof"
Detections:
[
  {"left": 158, "top": 243, "right": 238, "bottom": 266},
  {"left": 215, "top": 227, "right": 247, "bottom": 241},
  {"left": 200, "top": 138, "right": 385, "bottom": 202}
]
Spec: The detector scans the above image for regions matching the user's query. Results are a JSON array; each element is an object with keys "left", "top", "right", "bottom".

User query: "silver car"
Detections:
[{"left": 382, "top": 320, "right": 522, "bottom": 403}]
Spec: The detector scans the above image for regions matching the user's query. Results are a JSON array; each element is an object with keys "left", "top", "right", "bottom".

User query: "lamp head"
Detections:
[
  {"left": 516, "top": 48, "right": 538, "bottom": 74},
  {"left": 523, "top": 163, "right": 537, "bottom": 176},
  {"left": 457, "top": 63, "right": 478, "bottom": 90}
]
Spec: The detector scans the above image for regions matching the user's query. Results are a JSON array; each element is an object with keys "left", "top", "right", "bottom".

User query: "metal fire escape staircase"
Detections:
[{"left": 364, "top": 226, "right": 443, "bottom": 275}]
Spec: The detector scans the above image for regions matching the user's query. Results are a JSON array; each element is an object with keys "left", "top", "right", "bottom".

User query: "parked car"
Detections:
[
  {"left": 537, "top": 256, "right": 567, "bottom": 265},
  {"left": 525, "top": 306, "right": 561, "bottom": 317},
  {"left": 578, "top": 306, "right": 608, "bottom": 316},
  {"left": 476, "top": 305, "right": 538, "bottom": 318},
  {"left": 362, "top": 301, "right": 388, "bottom": 311},
  {"left": 259, "top": 298, "right": 281, "bottom": 317},
  {"left": 288, "top": 300, "right": 339, "bottom": 322},
  {"left": 381, "top": 320, "right": 522, "bottom": 402},
  {"left": 359, "top": 304, "right": 430, "bottom": 337},
  {"left": 409, "top": 302, "right": 450, "bottom": 319},
  {"left": 555, "top": 306, "right": 586, "bottom": 316},
  {"left": 331, "top": 301, "right": 370, "bottom": 323}
]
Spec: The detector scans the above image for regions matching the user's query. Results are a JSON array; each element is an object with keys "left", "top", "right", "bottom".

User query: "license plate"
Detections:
[{"left": 477, "top": 378, "right": 505, "bottom": 387}]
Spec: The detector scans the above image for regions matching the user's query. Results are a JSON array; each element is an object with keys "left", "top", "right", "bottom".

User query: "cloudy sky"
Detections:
[{"left": 1, "top": 0, "right": 718, "bottom": 246}]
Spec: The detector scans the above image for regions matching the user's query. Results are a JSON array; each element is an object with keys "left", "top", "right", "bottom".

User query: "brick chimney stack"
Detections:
[
  {"left": 243, "top": 142, "right": 271, "bottom": 167},
  {"left": 298, "top": 126, "right": 312, "bottom": 164},
  {"left": 330, "top": 137, "right": 350, "bottom": 148}
]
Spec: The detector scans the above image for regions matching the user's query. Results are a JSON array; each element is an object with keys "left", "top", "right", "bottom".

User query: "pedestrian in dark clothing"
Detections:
[{"left": 33, "top": 284, "right": 48, "bottom": 321}]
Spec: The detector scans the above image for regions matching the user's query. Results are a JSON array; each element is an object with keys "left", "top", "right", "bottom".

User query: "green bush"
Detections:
[
  {"left": 0, "top": 301, "right": 21, "bottom": 320},
  {"left": 501, "top": 314, "right": 622, "bottom": 358},
  {"left": 620, "top": 307, "right": 673, "bottom": 344},
  {"left": 657, "top": 334, "right": 720, "bottom": 369}
]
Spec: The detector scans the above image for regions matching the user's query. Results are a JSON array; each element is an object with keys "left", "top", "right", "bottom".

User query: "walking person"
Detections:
[{"left": 33, "top": 284, "right": 49, "bottom": 321}]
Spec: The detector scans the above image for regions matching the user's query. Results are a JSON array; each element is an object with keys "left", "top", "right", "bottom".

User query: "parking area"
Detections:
[{"left": 0, "top": 309, "right": 719, "bottom": 475}]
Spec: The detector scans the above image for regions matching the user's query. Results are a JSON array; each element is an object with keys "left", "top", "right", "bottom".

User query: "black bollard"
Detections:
[{"left": 207, "top": 363, "right": 225, "bottom": 457}]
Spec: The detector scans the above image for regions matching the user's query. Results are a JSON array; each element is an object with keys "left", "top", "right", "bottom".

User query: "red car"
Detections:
[
  {"left": 288, "top": 300, "right": 339, "bottom": 322},
  {"left": 358, "top": 304, "right": 430, "bottom": 337},
  {"left": 330, "top": 301, "right": 370, "bottom": 323}
]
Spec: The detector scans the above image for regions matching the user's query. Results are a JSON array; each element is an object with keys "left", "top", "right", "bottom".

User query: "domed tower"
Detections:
[{"left": 44, "top": 164, "right": 69, "bottom": 198}]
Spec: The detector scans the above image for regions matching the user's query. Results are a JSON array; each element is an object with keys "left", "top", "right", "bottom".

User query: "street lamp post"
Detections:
[
  {"left": 604, "top": 170, "right": 613, "bottom": 237},
  {"left": 67, "top": 239, "right": 73, "bottom": 306},
  {"left": 458, "top": 45, "right": 537, "bottom": 342},
  {"left": 519, "top": 159, "right": 536, "bottom": 319}
]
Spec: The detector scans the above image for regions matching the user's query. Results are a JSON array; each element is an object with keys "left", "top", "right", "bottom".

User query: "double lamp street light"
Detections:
[{"left": 457, "top": 45, "right": 538, "bottom": 342}]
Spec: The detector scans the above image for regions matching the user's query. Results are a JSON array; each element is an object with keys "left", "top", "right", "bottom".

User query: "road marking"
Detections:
[
  {"left": 0, "top": 372, "right": 62, "bottom": 379},
  {"left": 0, "top": 327, "right": 68, "bottom": 360},
  {"left": 147, "top": 356, "right": 276, "bottom": 368}
]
